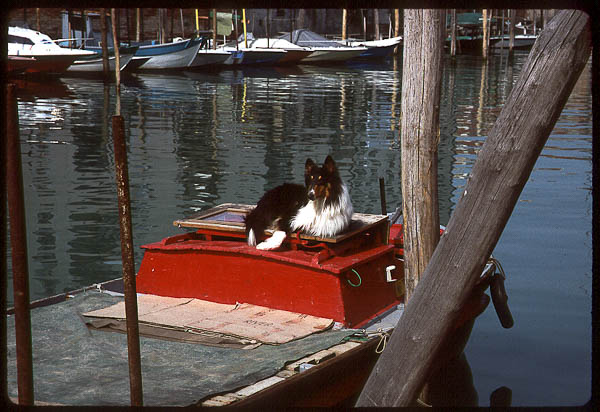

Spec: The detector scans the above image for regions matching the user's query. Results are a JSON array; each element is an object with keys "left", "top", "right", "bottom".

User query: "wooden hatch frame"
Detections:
[{"left": 172, "top": 203, "right": 390, "bottom": 246}]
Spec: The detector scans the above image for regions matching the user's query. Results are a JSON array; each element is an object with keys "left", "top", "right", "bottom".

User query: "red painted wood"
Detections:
[{"left": 136, "top": 236, "right": 400, "bottom": 327}]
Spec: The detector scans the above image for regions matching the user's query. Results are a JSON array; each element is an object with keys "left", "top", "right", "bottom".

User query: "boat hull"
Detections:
[
  {"left": 190, "top": 50, "right": 231, "bottom": 67},
  {"left": 67, "top": 53, "right": 134, "bottom": 72},
  {"left": 136, "top": 237, "right": 399, "bottom": 328},
  {"left": 136, "top": 39, "right": 203, "bottom": 70},
  {"left": 301, "top": 48, "right": 365, "bottom": 63}
]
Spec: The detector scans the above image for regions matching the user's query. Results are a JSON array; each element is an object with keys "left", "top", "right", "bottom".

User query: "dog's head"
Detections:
[{"left": 304, "top": 156, "right": 342, "bottom": 201}]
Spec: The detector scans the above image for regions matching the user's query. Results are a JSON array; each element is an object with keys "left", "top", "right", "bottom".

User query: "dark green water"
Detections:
[{"left": 7, "top": 52, "right": 591, "bottom": 406}]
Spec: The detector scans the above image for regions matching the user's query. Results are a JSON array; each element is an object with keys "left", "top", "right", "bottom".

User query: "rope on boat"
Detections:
[
  {"left": 348, "top": 269, "right": 362, "bottom": 287},
  {"left": 374, "top": 329, "right": 389, "bottom": 354}
]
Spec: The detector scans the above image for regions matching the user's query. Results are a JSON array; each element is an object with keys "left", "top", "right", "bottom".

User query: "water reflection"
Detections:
[{"left": 8, "top": 51, "right": 592, "bottom": 405}]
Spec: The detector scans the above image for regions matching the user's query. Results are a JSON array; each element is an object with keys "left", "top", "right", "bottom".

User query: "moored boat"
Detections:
[
  {"left": 244, "top": 37, "right": 314, "bottom": 64},
  {"left": 6, "top": 202, "right": 509, "bottom": 406},
  {"left": 339, "top": 36, "right": 402, "bottom": 59},
  {"left": 8, "top": 26, "right": 96, "bottom": 74},
  {"left": 490, "top": 33, "right": 537, "bottom": 50},
  {"left": 66, "top": 45, "right": 138, "bottom": 73},
  {"left": 219, "top": 45, "right": 286, "bottom": 66},
  {"left": 280, "top": 29, "right": 367, "bottom": 63},
  {"left": 133, "top": 38, "right": 204, "bottom": 70},
  {"left": 190, "top": 48, "right": 232, "bottom": 68}
]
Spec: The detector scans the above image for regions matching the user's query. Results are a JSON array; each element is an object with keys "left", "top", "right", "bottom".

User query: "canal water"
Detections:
[{"left": 7, "top": 52, "right": 591, "bottom": 406}]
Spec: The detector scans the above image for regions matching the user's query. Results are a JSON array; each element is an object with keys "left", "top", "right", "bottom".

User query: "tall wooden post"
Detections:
[
  {"left": 482, "top": 9, "right": 489, "bottom": 58},
  {"left": 111, "top": 9, "right": 121, "bottom": 91},
  {"left": 450, "top": 9, "right": 457, "bottom": 56},
  {"left": 100, "top": 8, "right": 109, "bottom": 76},
  {"left": 212, "top": 9, "right": 217, "bottom": 49},
  {"left": 399, "top": 9, "right": 444, "bottom": 302},
  {"left": 35, "top": 8, "right": 40, "bottom": 31},
  {"left": 394, "top": 10, "right": 400, "bottom": 37},
  {"left": 112, "top": 116, "right": 144, "bottom": 406},
  {"left": 136, "top": 8, "right": 142, "bottom": 42},
  {"left": 374, "top": 9, "right": 380, "bottom": 40},
  {"left": 342, "top": 9, "right": 348, "bottom": 41},
  {"left": 356, "top": 10, "right": 591, "bottom": 406},
  {"left": 6, "top": 84, "right": 34, "bottom": 406},
  {"left": 509, "top": 9, "right": 515, "bottom": 54},
  {"left": 180, "top": 9, "right": 185, "bottom": 38}
]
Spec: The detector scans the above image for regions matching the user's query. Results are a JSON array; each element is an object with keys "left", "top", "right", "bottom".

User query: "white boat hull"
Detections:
[{"left": 137, "top": 41, "right": 203, "bottom": 70}]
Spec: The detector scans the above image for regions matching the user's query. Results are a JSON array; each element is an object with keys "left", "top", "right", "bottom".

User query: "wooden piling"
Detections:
[
  {"left": 136, "top": 8, "right": 142, "bottom": 42},
  {"left": 398, "top": 9, "right": 444, "bottom": 302},
  {"left": 508, "top": 9, "right": 515, "bottom": 55},
  {"left": 100, "top": 8, "right": 109, "bottom": 76},
  {"left": 482, "top": 9, "right": 489, "bottom": 59},
  {"left": 111, "top": 8, "right": 121, "bottom": 91},
  {"left": 342, "top": 9, "right": 348, "bottom": 41},
  {"left": 112, "top": 116, "right": 143, "bottom": 406},
  {"left": 6, "top": 84, "right": 34, "bottom": 406},
  {"left": 1, "top": 85, "right": 7, "bottom": 409},
  {"left": 356, "top": 10, "right": 591, "bottom": 407},
  {"left": 450, "top": 9, "right": 457, "bottom": 56},
  {"left": 212, "top": 9, "right": 217, "bottom": 49}
]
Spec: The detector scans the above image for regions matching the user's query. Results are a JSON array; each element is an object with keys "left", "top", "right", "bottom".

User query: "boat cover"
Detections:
[
  {"left": 83, "top": 294, "right": 334, "bottom": 347},
  {"left": 6, "top": 289, "right": 355, "bottom": 406},
  {"left": 279, "top": 29, "right": 344, "bottom": 48}
]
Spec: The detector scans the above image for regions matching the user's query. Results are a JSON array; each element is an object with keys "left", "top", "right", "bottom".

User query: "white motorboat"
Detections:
[{"left": 8, "top": 26, "right": 96, "bottom": 74}]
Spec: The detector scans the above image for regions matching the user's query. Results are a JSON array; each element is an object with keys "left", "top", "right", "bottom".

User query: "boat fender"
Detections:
[{"left": 490, "top": 272, "right": 514, "bottom": 329}]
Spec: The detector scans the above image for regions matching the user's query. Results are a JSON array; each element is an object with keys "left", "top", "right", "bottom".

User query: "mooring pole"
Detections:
[
  {"left": 111, "top": 8, "right": 121, "bottom": 91},
  {"left": 212, "top": 9, "right": 217, "bottom": 50},
  {"left": 112, "top": 115, "right": 143, "bottom": 406},
  {"left": 100, "top": 8, "right": 109, "bottom": 77},
  {"left": 482, "top": 9, "right": 489, "bottom": 59},
  {"left": 342, "top": 9, "right": 348, "bottom": 42},
  {"left": 356, "top": 10, "right": 591, "bottom": 406},
  {"left": 399, "top": 9, "right": 443, "bottom": 302},
  {"left": 6, "top": 84, "right": 34, "bottom": 406},
  {"left": 450, "top": 9, "right": 457, "bottom": 56},
  {"left": 1, "top": 86, "right": 8, "bottom": 407}
]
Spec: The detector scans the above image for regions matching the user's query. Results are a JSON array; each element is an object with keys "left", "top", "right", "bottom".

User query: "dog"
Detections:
[{"left": 245, "top": 155, "right": 353, "bottom": 250}]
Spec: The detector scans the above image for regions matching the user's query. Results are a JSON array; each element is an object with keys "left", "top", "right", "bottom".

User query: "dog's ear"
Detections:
[
  {"left": 323, "top": 156, "right": 337, "bottom": 174},
  {"left": 305, "top": 158, "right": 315, "bottom": 175}
]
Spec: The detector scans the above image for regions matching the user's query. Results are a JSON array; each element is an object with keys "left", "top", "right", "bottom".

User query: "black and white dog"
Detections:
[{"left": 245, "top": 156, "right": 353, "bottom": 250}]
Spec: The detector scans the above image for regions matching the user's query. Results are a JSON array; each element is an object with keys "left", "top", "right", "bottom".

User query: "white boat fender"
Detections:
[{"left": 386, "top": 265, "right": 397, "bottom": 282}]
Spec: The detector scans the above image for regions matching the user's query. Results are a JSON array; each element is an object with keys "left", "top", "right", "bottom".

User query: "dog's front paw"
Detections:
[{"left": 256, "top": 231, "right": 286, "bottom": 250}]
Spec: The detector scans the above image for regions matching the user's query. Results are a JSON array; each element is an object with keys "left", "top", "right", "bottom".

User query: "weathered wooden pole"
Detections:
[
  {"left": 482, "top": 9, "right": 489, "bottom": 59},
  {"left": 356, "top": 10, "right": 591, "bottom": 406},
  {"left": 112, "top": 116, "right": 144, "bottom": 406},
  {"left": 136, "top": 8, "right": 142, "bottom": 42},
  {"left": 399, "top": 9, "right": 444, "bottom": 302},
  {"left": 508, "top": 9, "right": 515, "bottom": 55},
  {"left": 394, "top": 10, "right": 400, "bottom": 37},
  {"left": 110, "top": 8, "right": 121, "bottom": 91},
  {"left": 374, "top": 9, "right": 380, "bottom": 40},
  {"left": 1, "top": 87, "right": 7, "bottom": 412},
  {"left": 35, "top": 8, "right": 40, "bottom": 31},
  {"left": 100, "top": 8, "right": 109, "bottom": 77},
  {"left": 180, "top": 9, "right": 185, "bottom": 38},
  {"left": 342, "top": 9, "right": 348, "bottom": 41},
  {"left": 450, "top": 9, "right": 457, "bottom": 56},
  {"left": 6, "top": 84, "right": 35, "bottom": 406},
  {"left": 212, "top": 9, "right": 217, "bottom": 50}
]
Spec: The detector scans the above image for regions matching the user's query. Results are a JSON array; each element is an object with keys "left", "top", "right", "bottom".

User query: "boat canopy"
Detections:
[{"left": 279, "top": 29, "right": 344, "bottom": 48}]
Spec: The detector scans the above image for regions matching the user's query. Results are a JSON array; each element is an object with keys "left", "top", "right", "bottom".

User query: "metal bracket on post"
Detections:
[{"left": 386, "top": 265, "right": 397, "bottom": 282}]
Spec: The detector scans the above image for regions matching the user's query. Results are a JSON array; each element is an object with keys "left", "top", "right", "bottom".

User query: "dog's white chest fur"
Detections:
[{"left": 291, "top": 184, "right": 353, "bottom": 238}]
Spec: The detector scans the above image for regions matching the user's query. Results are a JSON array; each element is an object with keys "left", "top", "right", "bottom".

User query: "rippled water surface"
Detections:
[{"left": 8, "top": 52, "right": 591, "bottom": 406}]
